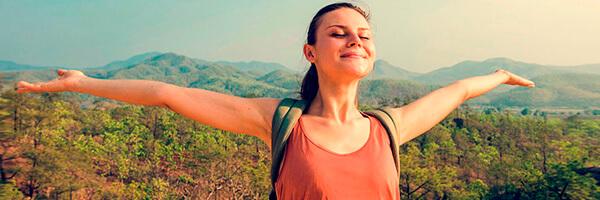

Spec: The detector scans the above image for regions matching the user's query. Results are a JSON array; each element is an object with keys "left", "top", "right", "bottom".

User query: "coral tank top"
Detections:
[{"left": 275, "top": 112, "right": 400, "bottom": 200}]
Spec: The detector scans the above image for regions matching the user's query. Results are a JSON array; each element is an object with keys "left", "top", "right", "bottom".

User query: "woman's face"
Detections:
[{"left": 305, "top": 8, "right": 376, "bottom": 82}]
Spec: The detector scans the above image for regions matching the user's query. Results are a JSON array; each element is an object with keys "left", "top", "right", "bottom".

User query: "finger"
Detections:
[
  {"left": 17, "top": 81, "right": 35, "bottom": 89},
  {"left": 523, "top": 79, "right": 535, "bottom": 86},
  {"left": 513, "top": 75, "right": 534, "bottom": 86},
  {"left": 23, "top": 81, "right": 58, "bottom": 92},
  {"left": 19, "top": 81, "right": 43, "bottom": 92},
  {"left": 16, "top": 81, "right": 56, "bottom": 93},
  {"left": 57, "top": 69, "right": 66, "bottom": 76},
  {"left": 521, "top": 79, "right": 535, "bottom": 87},
  {"left": 16, "top": 87, "right": 31, "bottom": 94},
  {"left": 17, "top": 81, "right": 29, "bottom": 87},
  {"left": 16, "top": 82, "right": 42, "bottom": 93}
]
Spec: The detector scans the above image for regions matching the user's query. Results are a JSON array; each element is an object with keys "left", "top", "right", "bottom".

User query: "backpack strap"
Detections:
[
  {"left": 365, "top": 107, "right": 401, "bottom": 176},
  {"left": 269, "top": 98, "right": 306, "bottom": 200}
]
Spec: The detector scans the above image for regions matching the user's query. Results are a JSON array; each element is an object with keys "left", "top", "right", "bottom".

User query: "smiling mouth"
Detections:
[{"left": 341, "top": 54, "right": 366, "bottom": 59}]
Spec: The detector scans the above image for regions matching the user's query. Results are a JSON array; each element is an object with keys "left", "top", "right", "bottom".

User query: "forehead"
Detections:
[{"left": 318, "top": 8, "right": 370, "bottom": 31}]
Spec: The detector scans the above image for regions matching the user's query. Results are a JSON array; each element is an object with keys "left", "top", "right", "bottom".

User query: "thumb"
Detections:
[{"left": 57, "top": 69, "right": 66, "bottom": 76}]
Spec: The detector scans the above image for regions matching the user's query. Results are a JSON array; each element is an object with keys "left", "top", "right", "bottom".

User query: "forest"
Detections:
[{"left": 0, "top": 88, "right": 598, "bottom": 199}]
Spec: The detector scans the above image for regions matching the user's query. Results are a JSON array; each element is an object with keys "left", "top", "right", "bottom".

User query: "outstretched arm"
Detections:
[
  {"left": 17, "top": 69, "right": 172, "bottom": 107},
  {"left": 391, "top": 69, "right": 535, "bottom": 145},
  {"left": 16, "top": 69, "right": 280, "bottom": 147}
]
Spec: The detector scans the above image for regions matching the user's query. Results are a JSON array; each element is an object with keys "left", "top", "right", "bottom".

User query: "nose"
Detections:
[{"left": 347, "top": 33, "right": 362, "bottom": 48}]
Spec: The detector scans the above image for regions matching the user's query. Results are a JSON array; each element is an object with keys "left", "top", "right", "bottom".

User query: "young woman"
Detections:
[{"left": 16, "top": 2, "right": 534, "bottom": 199}]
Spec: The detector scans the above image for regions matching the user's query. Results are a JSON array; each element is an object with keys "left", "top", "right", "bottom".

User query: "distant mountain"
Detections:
[
  {"left": 215, "top": 60, "right": 294, "bottom": 77},
  {"left": 478, "top": 73, "right": 600, "bottom": 108},
  {"left": 1, "top": 52, "right": 163, "bottom": 73},
  {"left": 0, "top": 60, "right": 52, "bottom": 72},
  {"left": 366, "top": 60, "right": 421, "bottom": 80},
  {"left": 359, "top": 79, "right": 433, "bottom": 106},
  {"left": 83, "top": 52, "right": 165, "bottom": 78},
  {"left": 0, "top": 70, "right": 56, "bottom": 90},
  {"left": 257, "top": 69, "right": 302, "bottom": 90},
  {"left": 551, "top": 63, "right": 600, "bottom": 75},
  {"left": 3, "top": 53, "right": 599, "bottom": 108},
  {"left": 91, "top": 51, "right": 163, "bottom": 71},
  {"left": 101, "top": 52, "right": 295, "bottom": 98},
  {"left": 414, "top": 57, "right": 573, "bottom": 85}
]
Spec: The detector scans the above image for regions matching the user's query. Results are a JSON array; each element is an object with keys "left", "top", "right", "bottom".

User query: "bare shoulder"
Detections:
[{"left": 376, "top": 106, "right": 407, "bottom": 133}]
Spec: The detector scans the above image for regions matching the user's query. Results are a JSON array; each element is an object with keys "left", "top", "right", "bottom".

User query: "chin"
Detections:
[{"left": 338, "top": 61, "right": 372, "bottom": 78}]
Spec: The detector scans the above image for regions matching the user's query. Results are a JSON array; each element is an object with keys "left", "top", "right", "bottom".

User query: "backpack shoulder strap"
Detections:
[
  {"left": 365, "top": 107, "right": 401, "bottom": 176},
  {"left": 269, "top": 98, "right": 306, "bottom": 200}
]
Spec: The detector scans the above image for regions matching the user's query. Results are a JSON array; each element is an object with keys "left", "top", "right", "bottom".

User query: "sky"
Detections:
[{"left": 1, "top": 0, "right": 600, "bottom": 73}]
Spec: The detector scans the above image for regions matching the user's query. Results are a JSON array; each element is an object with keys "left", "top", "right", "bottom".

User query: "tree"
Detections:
[{"left": 521, "top": 107, "right": 530, "bottom": 116}]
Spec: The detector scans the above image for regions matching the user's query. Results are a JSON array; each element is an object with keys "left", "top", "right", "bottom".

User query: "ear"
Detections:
[{"left": 303, "top": 44, "right": 316, "bottom": 63}]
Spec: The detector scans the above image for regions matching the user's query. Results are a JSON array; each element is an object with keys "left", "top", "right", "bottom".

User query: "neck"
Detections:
[{"left": 307, "top": 77, "right": 362, "bottom": 124}]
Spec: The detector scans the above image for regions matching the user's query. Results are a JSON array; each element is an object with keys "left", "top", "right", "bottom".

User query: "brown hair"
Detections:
[{"left": 300, "top": 2, "right": 370, "bottom": 109}]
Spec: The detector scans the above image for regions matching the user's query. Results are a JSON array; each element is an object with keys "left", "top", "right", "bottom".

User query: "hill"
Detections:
[
  {"left": 214, "top": 60, "right": 295, "bottom": 77},
  {"left": 0, "top": 60, "right": 53, "bottom": 72},
  {"left": 3, "top": 53, "right": 599, "bottom": 109},
  {"left": 365, "top": 60, "right": 421, "bottom": 80},
  {"left": 480, "top": 73, "right": 600, "bottom": 108},
  {"left": 552, "top": 63, "right": 600, "bottom": 75},
  {"left": 414, "top": 57, "right": 573, "bottom": 85}
]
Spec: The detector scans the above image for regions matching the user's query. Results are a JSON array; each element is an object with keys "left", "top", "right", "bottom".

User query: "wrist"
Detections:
[
  {"left": 67, "top": 76, "right": 89, "bottom": 93},
  {"left": 494, "top": 69, "right": 510, "bottom": 83}
]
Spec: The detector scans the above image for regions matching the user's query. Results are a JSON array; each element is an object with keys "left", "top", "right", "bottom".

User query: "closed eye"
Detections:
[
  {"left": 331, "top": 33, "right": 370, "bottom": 40},
  {"left": 331, "top": 33, "right": 345, "bottom": 38}
]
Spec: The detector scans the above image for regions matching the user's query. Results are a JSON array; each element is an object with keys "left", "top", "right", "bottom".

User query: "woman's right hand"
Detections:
[{"left": 16, "top": 69, "right": 87, "bottom": 94}]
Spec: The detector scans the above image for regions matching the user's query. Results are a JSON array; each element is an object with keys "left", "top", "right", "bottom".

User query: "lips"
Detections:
[{"left": 341, "top": 52, "right": 366, "bottom": 59}]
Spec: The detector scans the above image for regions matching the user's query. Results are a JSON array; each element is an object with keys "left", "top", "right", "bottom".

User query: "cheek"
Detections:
[
  {"left": 365, "top": 42, "right": 376, "bottom": 56},
  {"left": 317, "top": 38, "right": 345, "bottom": 53},
  {"left": 364, "top": 43, "right": 376, "bottom": 66}
]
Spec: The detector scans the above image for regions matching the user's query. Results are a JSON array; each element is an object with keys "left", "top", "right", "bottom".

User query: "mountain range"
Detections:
[{"left": 2, "top": 52, "right": 599, "bottom": 108}]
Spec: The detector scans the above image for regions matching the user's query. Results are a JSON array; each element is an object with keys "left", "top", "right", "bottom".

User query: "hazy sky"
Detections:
[{"left": 2, "top": 0, "right": 599, "bottom": 73}]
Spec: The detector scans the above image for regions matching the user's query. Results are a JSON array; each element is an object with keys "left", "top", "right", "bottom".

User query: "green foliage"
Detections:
[
  {"left": 0, "top": 90, "right": 598, "bottom": 199},
  {"left": 0, "top": 181, "right": 24, "bottom": 199},
  {"left": 399, "top": 108, "right": 600, "bottom": 199},
  {"left": 521, "top": 107, "right": 530, "bottom": 115},
  {"left": 543, "top": 161, "right": 599, "bottom": 199}
]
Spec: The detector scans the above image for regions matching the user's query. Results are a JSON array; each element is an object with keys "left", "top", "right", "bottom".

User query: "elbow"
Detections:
[
  {"left": 155, "top": 83, "right": 175, "bottom": 108},
  {"left": 453, "top": 80, "right": 471, "bottom": 101}
]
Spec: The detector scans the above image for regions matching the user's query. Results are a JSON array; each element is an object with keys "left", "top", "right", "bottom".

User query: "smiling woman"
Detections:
[
  {"left": 300, "top": 3, "right": 375, "bottom": 113},
  {"left": 15, "top": 2, "right": 536, "bottom": 200}
]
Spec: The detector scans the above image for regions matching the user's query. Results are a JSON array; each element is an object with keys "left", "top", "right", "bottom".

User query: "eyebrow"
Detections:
[{"left": 326, "top": 25, "right": 370, "bottom": 31}]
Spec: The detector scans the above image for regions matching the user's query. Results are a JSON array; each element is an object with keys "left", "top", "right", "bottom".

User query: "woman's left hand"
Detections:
[{"left": 496, "top": 69, "right": 535, "bottom": 88}]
